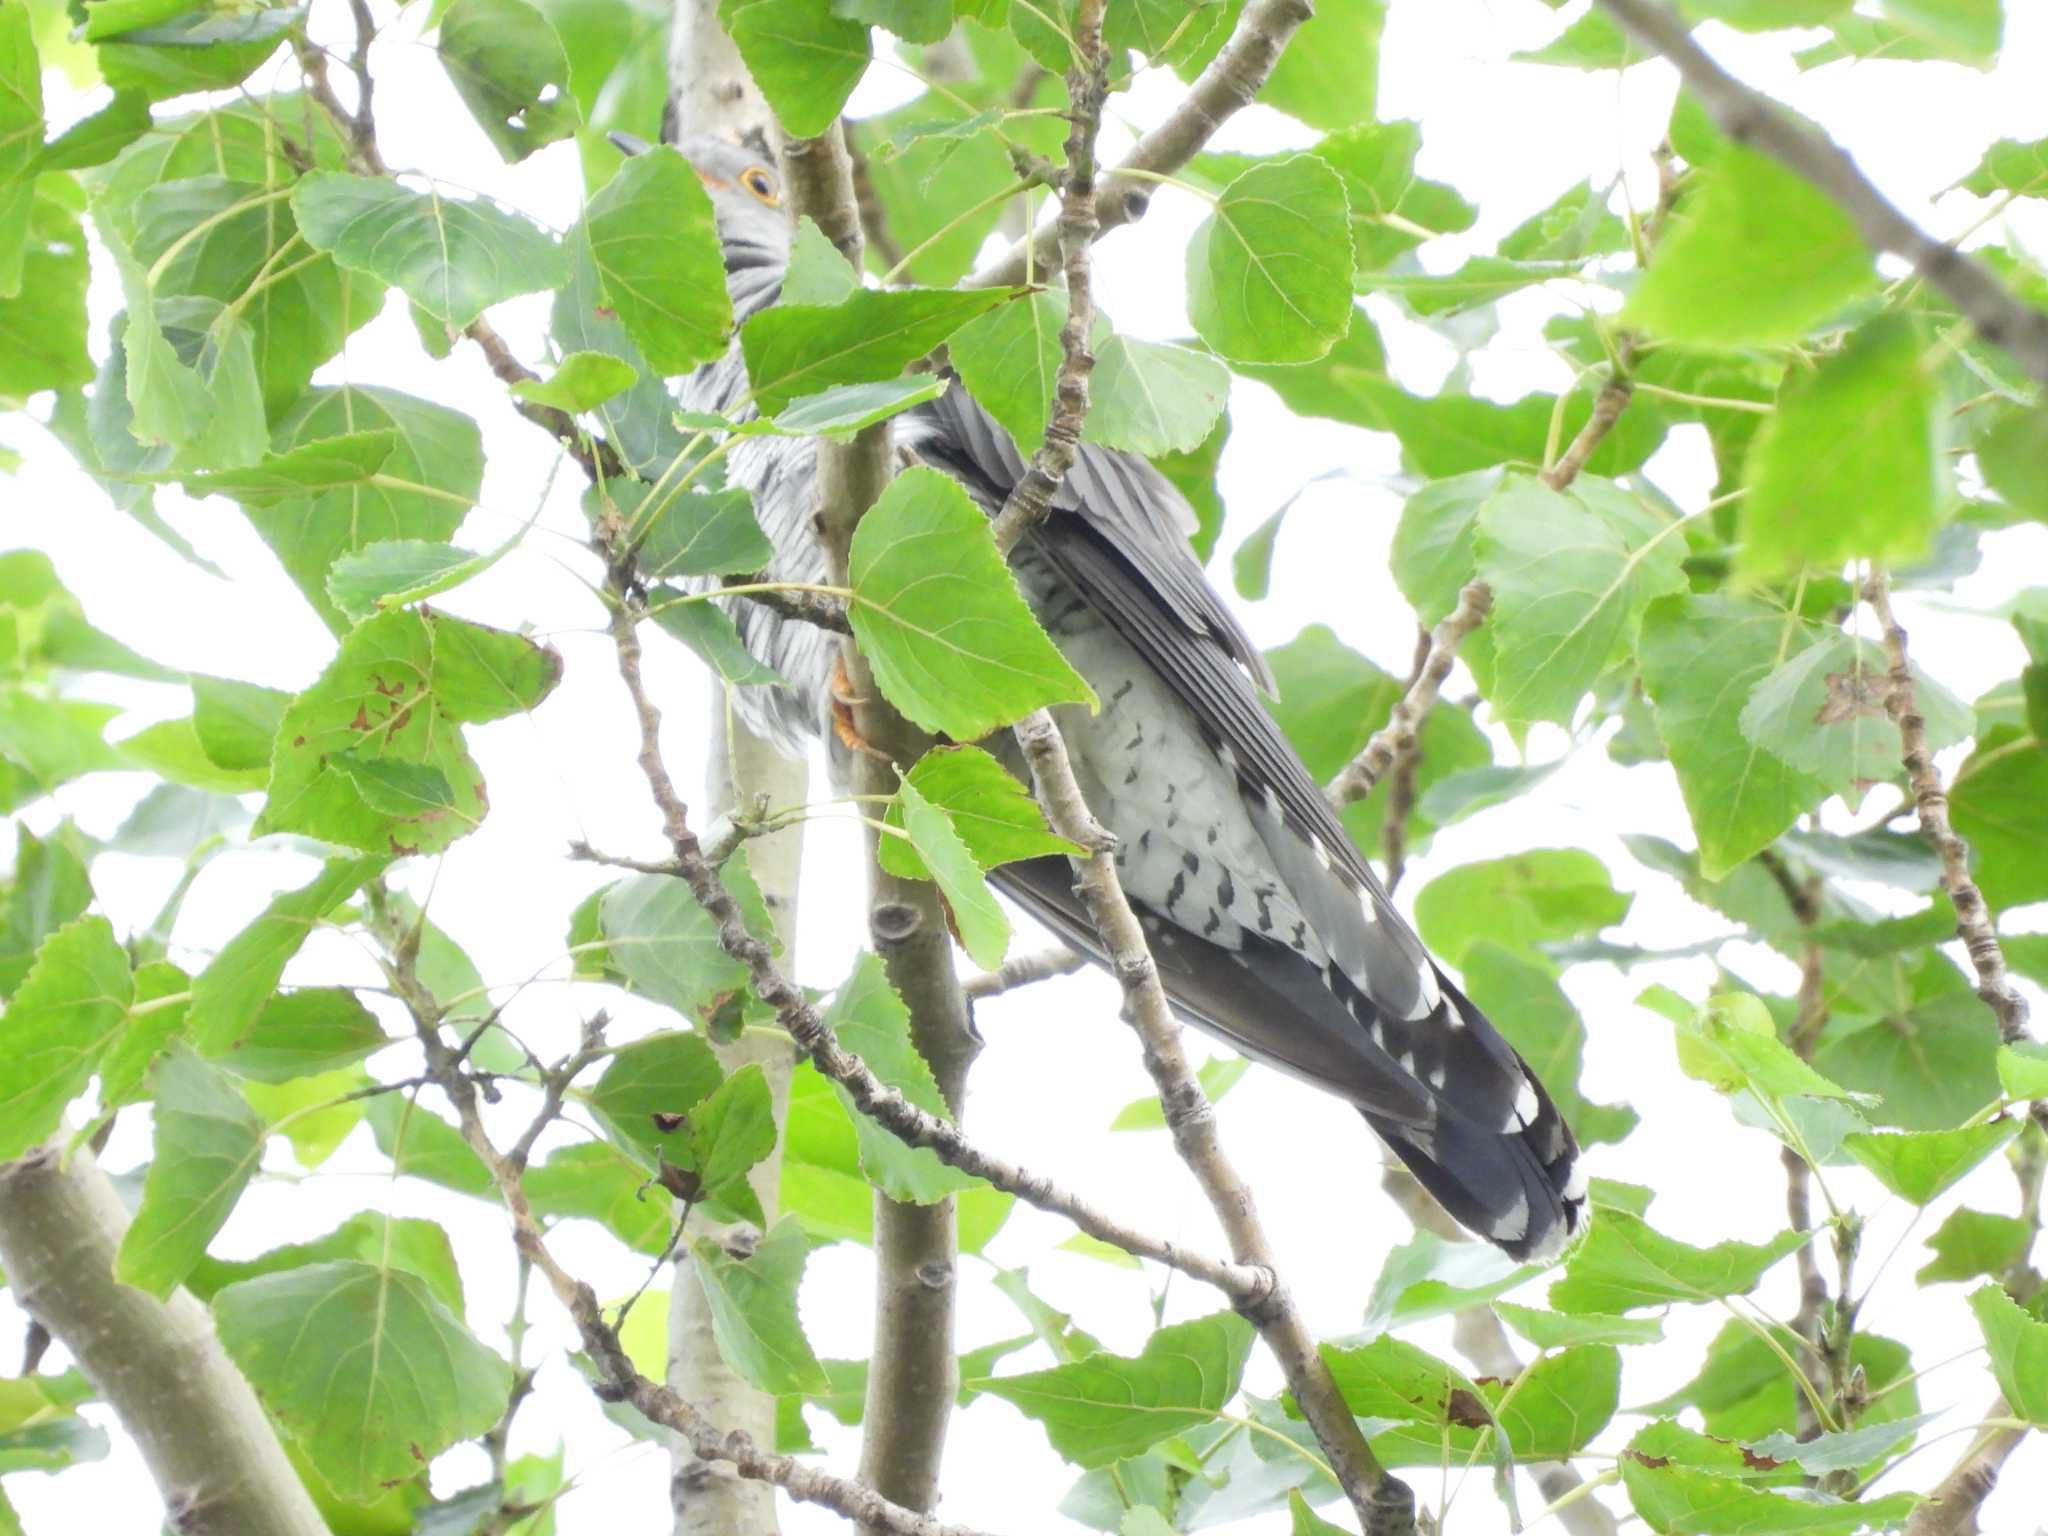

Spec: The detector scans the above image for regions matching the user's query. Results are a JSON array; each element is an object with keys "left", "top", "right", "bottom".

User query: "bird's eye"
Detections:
[{"left": 742, "top": 167, "right": 780, "bottom": 206}]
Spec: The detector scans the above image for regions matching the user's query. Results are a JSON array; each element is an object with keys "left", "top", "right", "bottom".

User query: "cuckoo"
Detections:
[{"left": 643, "top": 136, "right": 1588, "bottom": 1263}]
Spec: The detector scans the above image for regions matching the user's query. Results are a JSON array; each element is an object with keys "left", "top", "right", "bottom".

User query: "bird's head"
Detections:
[{"left": 609, "top": 132, "right": 790, "bottom": 275}]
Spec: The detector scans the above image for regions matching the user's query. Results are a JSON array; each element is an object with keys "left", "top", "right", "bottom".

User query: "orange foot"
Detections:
[{"left": 829, "top": 654, "right": 888, "bottom": 760}]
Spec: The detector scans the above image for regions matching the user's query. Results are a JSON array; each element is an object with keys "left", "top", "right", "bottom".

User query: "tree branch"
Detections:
[
  {"left": 1012, "top": 711, "right": 1412, "bottom": 1536},
  {"left": 1326, "top": 581, "right": 1494, "bottom": 807},
  {"left": 970, "top": 0, "right": 1315, "bottom": 289},
  {"left": 774, "top": 118, "right": 976, "bottom": 1532},
  {"left": 1593, "top": 0, "right": 2048, "bottom": 390},
  {"left": 1864, "top": 570, "right": 2032, "bottom": 1044},
  {"left": 962, "top": 945, "right": 1088, "bottom": 1000},
  {"left": 0, "top": 1142, "right": 329, "bottom": 1536},
  {"left": 661, "top": 15, "right": 789, "bottom": 1525}
]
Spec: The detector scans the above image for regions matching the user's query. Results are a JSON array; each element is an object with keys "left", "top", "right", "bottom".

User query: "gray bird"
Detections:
[{"left": 644, "top": 136, "right": 1587, "bottom": 1262}]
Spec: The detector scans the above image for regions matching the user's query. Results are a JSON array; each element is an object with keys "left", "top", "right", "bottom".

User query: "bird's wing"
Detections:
[{"left": 906, "top": 382, "right": 1585, "bottom": 1259}]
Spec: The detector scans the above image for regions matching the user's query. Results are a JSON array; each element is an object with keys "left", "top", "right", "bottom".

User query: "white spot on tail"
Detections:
[
  {"left": 1427, "top": 1062, "right": 1447, "bottom": 1089},
  {"left": 1562, "top": 1159, "right": 1588, "bottom": 1204},
  {"left": 1489, "top": 1192, "right": 1530, "bottom": 1246},
  {"left": 1512, "top": 1077, "right": 1541, "bottom": 1129}
]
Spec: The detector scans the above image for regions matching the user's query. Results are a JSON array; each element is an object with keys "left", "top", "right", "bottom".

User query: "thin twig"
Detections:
[
  {"left": 1379, "top": 625, "right": 1433, "bottom": 894},
  {"left": 986, "top": 5, "right": 1110, "bottom": 555},
  {"left": 963, "top": 946, "right": 1088, "bottom": 1000},
  {"left": 598, "top": 587, "right": 1267, "bottom": 1303},
  {"left": 1864, "top": 571, "right": 2032, "bottom": 1044},
  {"left": 1595, "top": 0, "right": 2048, "bottom": 389},
  {"left": 723, "top": 572, "right": 852, "bottom": 633},
  {"left": 1540, "top": 374, "right": 1634, "bottom": 494},
  {"left": 1327, "top": 582, "right": 1494, "bottom": 807},
  {"left": 388, "top": 953, "right": 999, "bottom": 1536},
  {"left": 972, "top": 0, "right": 1315, "bottom": 289}
]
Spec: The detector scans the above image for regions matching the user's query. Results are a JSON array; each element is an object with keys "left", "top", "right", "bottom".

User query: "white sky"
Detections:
[{"left": 6, "top": 0, "right": 2048, "bottom": 1532}]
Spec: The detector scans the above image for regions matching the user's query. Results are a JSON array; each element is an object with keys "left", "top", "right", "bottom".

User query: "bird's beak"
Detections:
[{"left": 607, "top": 131, "right": 651, "bottom": 157}]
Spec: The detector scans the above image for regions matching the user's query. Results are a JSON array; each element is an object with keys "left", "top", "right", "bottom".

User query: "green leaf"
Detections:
[
  {"left": 214, "top": 1260, "right": 513, "bottom": 1500},
  {"left": 846, "top": 465, "right": 1096, "bottom": 739},
  {"left": 1658, "top": 988, "right": 1868, "bottom": 1106},
  {"left": 739, "top": 286, "right": 1016, "bottom": 415},
  {"left": 180, "top": 679, "right": 284, "bottom": 778},
  {"left": 1749, "top": 1411, "right": 1944, "bottom": 1476},
  {"left": 524, "top": 1141, "right": 677, "bottom": 1254},
  {"left": 367, "top": 1094, "right": 494, "bottom": 1196},
  {"left": 0, "top": 824, "right": 92, "bottom": 998},
  {"left": 879, "top": 746, "right": 1080, "bottom": 881},
  {"left": 247, "top": 386, "right": 484, "bottom": 633},
  {"left": 689, "top": 1215, "right": 831, "bottom": 1394},
  {"left": 188, "top": 857, "right": 386, "bottom": 1057},
  {"left": 968, "top": 1312, "right": 1255, "bottom": 1469},
  {"left": 851, "top": 99, "right": 1016, "bottom": 287},
  {"left": 437, "top": 0, "right": 581, "bottom": 163},
  {"left": 1083, "top": 336, "right": 1229, "bottom": 457},
  {"left": 1998, "top": 1041, "right": 2048, "bottom": 1099},
  {"left": 93, "top": 5, "right": 300, "bottom": 102},
  {"left": 1309, "top": 119, "right": 1477, "bottom": 272},
  {"left": 509, "top": 350, "right": 639, "bottom": 412},
  {"left": 1948, "top": 727, "right": 2048, "bottom": 908},
  {"left": 215, "top": 988, "right": 387, "bottom": 1083},
  {"left": 182, "top": 430, "right": 398, "bottom": 508},
  {"left": 1474, "top": 473, "right": 1690, "bottom": 725},
  {"left": 1814, "top": 961, "right": 2002, "bottom": 1131},
  {"left": 1620, "top": 1432, "right": 1919, "bottom": 1533},
  {"left": 326, "top": 540, "right": 487, "bottom": 622},
  {"left": 293, "top": 171, "right": 568, "bottom": 330},
  {"left": 781, "top": 214, "right": 862, "bottom": 305},
  {"left": 584, "top": 144, "right": 733, "bottom": 374},
  {"left": 1514, "top": 9, "right": 1641, "bottom": 67},
  {"left": 1739, "top": 631, "right": 1970, "bottom": 797},
  {"left": 1625, "top": 145, "right": 1876, "bottom": 345},
  {"left": 1978, "top": 406, "right": 2048, "bottom": 519},
  {"left": 1551, "top": 1214, "right": 1809, "bottom": 1313},
  {"left": 728, "top": 0, "right": 872, "bottom": 138},
  {"left": 1917, "top": 1207, "right": 2033, "bottom": 1285},
  {"left": 649, "top": 592, "right": 791, "bottom": 688},
  {"left": 589, "top": 1028, "right": 725, "bottom": 1167},
  {"left": 1845, "top": 1119, "right": 2022, "bottom": 1204},
  {"left": 1360, "top": 1229, "right": 1540, "bottom": 1331},
  {"left": 634, "top": 487, "right": 774, "bottom": 579},
  {"left": 1111, "top": 1055, "right": 1250, "bottom": 1132},
  {"left": 773, "top": 375, "right": 949, "bottom": 436},
  {"left": 1639, "top": 594, "right": 1828, "bottom": 877},
  {"left": 183, "top": 1211, "right": 461, "bottom": 1318},
  {"left": 1960, "top": 136, "right": 2048, "bottom": 197},
  {"left": 1186, "top": 155, "right": 1353, "bottom": 364},
  {"left": 0, "top": 192, "right": 90, "bottom": 394},
  {"left": 892, "top": 777, "right": 1009, "bottom": 968},
  {"left": 685, "top": 1063, "right": 778, "bottom": 1214},
  {"left": 1878, "top": 0, "right": 2002, "bottom": 66},
  {"left": 1970, "top": 1283, "right": 2048, "bottom": 1424},
  {"left": 951, "top": 288, "right": 1065, "bottom": 454},
  {"left": 255, "top": 611, "right": 561, "bottom": 855},
  {"left": 114, "top": 1048, "right": 267, "bottom": 1297},
  {"left": 1391, "top": 467, "right": 1506, "bottom": 624},
  {"left": 598, "top": 853, "right": 774, "bottom": 1020},
  {"left": 0, "top": 4, "right": 43, "bottom": 193},
  {"left": 824, "top": 950, "right": 979, "bottom": 1202},
  {"left": 0, "top": 917, "right": 133, "bottom": 1160},
  {"left": 1493, "top": 1301, "right": 1664, "bottom": 1349},
  {"left": 1242, "top": 0, "right": 1382, "bottom": 132},
  {"left": 1742, "top": 316, "right": 1940, "bottom": 575},
  {"left": 0, "top": 692, "right": 123, "bottom": 799},
  {"left": 1414, "top": 850, "right": 1629, "bottom": 968}
]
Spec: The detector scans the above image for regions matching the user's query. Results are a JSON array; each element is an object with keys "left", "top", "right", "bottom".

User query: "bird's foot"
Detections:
[{"left": 829, "top": 654, "right": 889, "bottom": 760}]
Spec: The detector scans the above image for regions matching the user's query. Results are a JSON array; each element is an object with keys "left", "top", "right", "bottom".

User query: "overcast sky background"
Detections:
[{"left": 7, "top": 0, "right": 2048, "bottom": 1531}]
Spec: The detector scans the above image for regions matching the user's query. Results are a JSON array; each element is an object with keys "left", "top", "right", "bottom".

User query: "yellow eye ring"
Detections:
[{"left": 742, "top": 167, "right": 780, "bottom": 206}]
